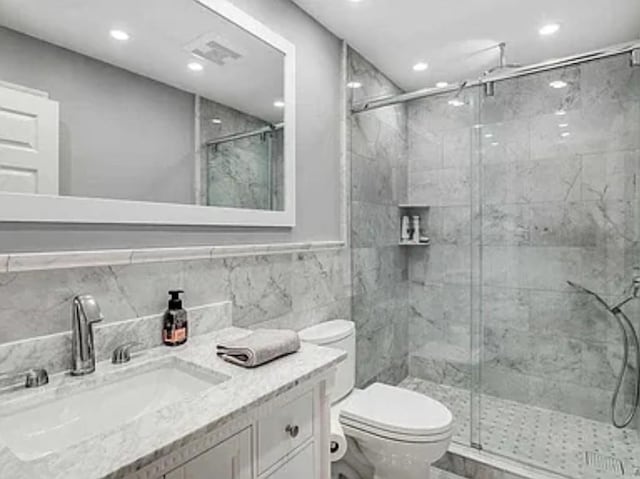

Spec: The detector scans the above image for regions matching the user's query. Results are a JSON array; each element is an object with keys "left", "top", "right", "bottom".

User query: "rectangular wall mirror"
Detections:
[{"left": 0, "top": 0, "right": 296, "bottom": 226}]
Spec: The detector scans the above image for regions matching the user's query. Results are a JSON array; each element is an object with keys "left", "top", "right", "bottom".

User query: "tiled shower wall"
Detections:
[
  {"left": 406, "top": 53, "right": 640, "bottom": 422},
  {"left": 0, "top": 248, "right": 351, "bottom": 364},
  {"left": 348, "top": 48, "right": 410, "bottom": 387}
]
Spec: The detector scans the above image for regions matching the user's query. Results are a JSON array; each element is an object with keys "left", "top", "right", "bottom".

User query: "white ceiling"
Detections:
[
  {"left": 293, "top": 0, "right": 640, "bottom": 92},
  {"left": 0, "top": 0, "right": 284, "bottom": 123}
]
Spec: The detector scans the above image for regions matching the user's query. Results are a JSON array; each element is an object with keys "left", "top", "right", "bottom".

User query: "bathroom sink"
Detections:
[{"left": 0, "top": 358, "right": 229, "bottom": 461}]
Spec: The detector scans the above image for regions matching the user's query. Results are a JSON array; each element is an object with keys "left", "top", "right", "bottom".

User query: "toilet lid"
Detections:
[{"left": 340, "top": 383, "right": 453, "bottom": 437}]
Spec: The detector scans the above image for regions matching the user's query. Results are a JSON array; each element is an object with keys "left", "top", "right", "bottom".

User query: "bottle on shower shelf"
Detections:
[
  {"left": 401, "top": 215, "right": 411, "bottom": 243},
  {"left": 411, "top": 215, "right": 420, "bottom": 243}
]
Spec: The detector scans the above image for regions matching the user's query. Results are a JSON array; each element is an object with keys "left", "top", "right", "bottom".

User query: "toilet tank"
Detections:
[{"left": 299, "top": 320, "right": 355, "bottom": 404}]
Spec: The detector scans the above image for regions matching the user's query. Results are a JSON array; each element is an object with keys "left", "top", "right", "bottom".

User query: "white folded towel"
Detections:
[{"left": 216, "top": 329, "right": 301, "bottom": 368}]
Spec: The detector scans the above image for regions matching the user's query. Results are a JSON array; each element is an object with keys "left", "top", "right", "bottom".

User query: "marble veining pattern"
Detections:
[
  {"left": 0, "top": 327, "right": 345, "bottom": 479},
  {"left": 0, "top": 302, "right": 231, "bottom": 384},
  {"left": 348, "top": 47, "right": 410, "bottom": 386}
]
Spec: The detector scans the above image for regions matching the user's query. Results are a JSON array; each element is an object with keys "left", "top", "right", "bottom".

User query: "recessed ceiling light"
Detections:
[
  {"left": 473, "top": 124, "right": 483, "bottom": 129},
  {"left": 211, "top": 118, "right": 222, "bottom": 124},
  {"left": 555, "top": 109, "right": 567, "bottom": 116},
  {"left": 273, "top": 100, "right": 285, "bottom": 108},
  {"left": 109, "top": 29, "right": 130, "bottom": 41},
  {"left": 558, "top": 123, "right": 569, "bottom": 128},
  {"left": 539, "top": 23, "right": 560, "bottom": 36},
  {"left": 188, "top": 62, "right": 204, "bottom": 72},
  {"left": 561, "top": 131, "right": 571, "bottom": 138},
  {"left": 484, "top": 133, "right": 494, "bottom": 139},
  {"left": 549, "top": 80, "right": 568, "bottom": 89},
  {"left": 448, "top": 98, "right": 465, "bottom": 107},
  {"left": 413, "top": 62, "right": 429, "bottom": 72},
  {"left": 436, "top": 81, "right": 449, "bottom": 88},
  {"left": 491, "top": 142, "right": 500, "bottom": 147},
  {"left": 347, "top": 81, "right": 362, "bottom": 89}
]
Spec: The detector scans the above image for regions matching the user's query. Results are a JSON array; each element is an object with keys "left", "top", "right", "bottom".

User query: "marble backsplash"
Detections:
[
  {"left": 0, "top": 246, "right": 351, "bottom": 377},
  {"left": 0, "top": 301, "right": 231, "bottom": 387}
]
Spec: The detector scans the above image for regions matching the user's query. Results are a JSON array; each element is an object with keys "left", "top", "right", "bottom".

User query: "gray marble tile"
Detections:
[
  {"left": 481, "top": 204, "right": 530, "bottom": 246},
  {"left": 351, "top": 152, "right": 396, "bottom": 205},
  {"left": 527, "top": 202, "right": 598, "bottom": 247},
  {"left": 0, "top": 301, "right": 230, "bottom": 385},
  {"left": 482, "top": 286, "right": 530, "bottom": 332},
  {"left": 291, "top": 249, "right": 348, "bottom": 313},
  {"left": 530, "top": 100, "right": 640, "bottom": 159},
  {"left": 483, "top": 326, "right": 531, "bottom": 374},
  {"left": 225, "top": 253, "right": 293, "bottom": 328},
  {"left": 582, "top": 149, "right": 640, "bottom": 202},
  {"left": 478, "top": 118, "right": 530, "bottom": 164},
  {"left": 408, "top": 127, "right": 443, "bottom": 171},
  {"left": 443, "top": 128, "right": 472, "bottom": 169},
  {"left": 351, "top": 201, "right": 401, "bottom": 248},
  {"left": 482, "top": 156, "right": 582, "bottom": 205},
  {"left": 581, "top": 53, "right": 640, "bottom": 106},
  {"left": 481, "top": 65, "right": 581, "bottom": 123}
]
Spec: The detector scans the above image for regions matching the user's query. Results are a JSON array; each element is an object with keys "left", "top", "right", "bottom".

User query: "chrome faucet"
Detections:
[{"left": 71, "top": 295, "right": 104, "bottom": 376}]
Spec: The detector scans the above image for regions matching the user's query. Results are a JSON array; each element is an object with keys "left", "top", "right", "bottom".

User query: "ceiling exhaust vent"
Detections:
[{"left": 184, "top": 33, "right": 243, "bottom": 66}]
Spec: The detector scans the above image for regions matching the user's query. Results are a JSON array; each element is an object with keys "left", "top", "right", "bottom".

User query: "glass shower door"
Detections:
[{"left": 475, "top": 52, "right": 640, "bottom": 477}]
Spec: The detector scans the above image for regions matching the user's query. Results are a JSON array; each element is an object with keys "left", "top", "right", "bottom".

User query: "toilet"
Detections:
[{"left": 299, "top": 320, "right": 454, "bottom": 479}]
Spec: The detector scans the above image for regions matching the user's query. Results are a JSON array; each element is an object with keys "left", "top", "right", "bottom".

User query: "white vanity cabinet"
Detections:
[
  {"left": 163, "top": 428, "right": 252, "bottom": 479},
  {"left": 128, "top": 377, "right": 331, "bottom": 479}
]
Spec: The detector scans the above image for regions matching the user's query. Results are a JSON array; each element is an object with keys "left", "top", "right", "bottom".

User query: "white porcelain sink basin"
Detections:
[{"left": 0, "top": 358, "right": 228, "bottom": 461}]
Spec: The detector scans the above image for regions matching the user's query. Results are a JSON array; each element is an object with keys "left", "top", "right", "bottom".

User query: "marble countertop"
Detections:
[{"left": 0, "top": 327, "right": 345, "bottom": 479}]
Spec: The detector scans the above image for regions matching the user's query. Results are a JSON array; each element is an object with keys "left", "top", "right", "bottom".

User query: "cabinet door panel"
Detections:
[
  {"left": 180, "top": 428, "right": 251, "bottom": 479},
  {"left": 266, "top": 444, "right": 314, "bottom": 479}
]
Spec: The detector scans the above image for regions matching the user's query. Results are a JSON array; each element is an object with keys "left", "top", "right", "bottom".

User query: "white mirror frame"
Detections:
[{"left": 0, "top": 0, "right": 296, "bottom": 227}]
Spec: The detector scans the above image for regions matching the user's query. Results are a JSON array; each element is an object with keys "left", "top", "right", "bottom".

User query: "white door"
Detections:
[
  {"left": 164, "top": 428, "right": 252, "bottom": 479},
  {"left": 0, "top": 84, "right": 59, "bottom": 194}
]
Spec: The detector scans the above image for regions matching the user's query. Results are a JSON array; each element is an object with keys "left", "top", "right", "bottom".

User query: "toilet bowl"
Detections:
[{"left": 299, "top": 320, "right": 454, "bottom": 479}]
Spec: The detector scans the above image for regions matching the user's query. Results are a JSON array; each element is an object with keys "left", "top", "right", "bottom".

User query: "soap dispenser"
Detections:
[{"left": 163, "top": 290, "right": 188, "bottom": 346}]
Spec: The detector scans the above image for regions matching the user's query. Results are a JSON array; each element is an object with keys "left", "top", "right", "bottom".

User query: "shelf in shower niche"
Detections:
[
  {"left": 398, "top": 204, "right": 431, "bottom": 209},
  {"left": 398, "top": 241, "right": 430, "bottom": 247}
]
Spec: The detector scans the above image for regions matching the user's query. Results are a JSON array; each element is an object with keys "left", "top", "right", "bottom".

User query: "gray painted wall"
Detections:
[
  {"left": 0, "top": 0, "right": 343, "bottom": 252},
  {"left": 0, "top": 27, "right": 196, "bottom": 206}
]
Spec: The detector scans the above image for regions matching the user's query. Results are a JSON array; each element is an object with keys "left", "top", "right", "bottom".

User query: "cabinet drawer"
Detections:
[{"left": 257, "top": 391, "right": 313, "bottom": 473}]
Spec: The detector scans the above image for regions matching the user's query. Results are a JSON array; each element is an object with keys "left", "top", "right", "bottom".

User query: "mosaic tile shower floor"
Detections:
[{"left": 400, "top": 377, "right": 640, "bottom": 479}]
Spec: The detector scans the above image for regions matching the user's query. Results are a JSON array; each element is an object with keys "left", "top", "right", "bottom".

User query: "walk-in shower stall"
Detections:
[{"left": 348, "top": 42, "right": 640, "bottom": 478}]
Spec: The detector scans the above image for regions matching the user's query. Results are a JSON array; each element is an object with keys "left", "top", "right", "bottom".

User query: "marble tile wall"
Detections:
[
  {"left": 348, "top": 47, "right": 410, "bottom": 387},
  {"left": 0, "top": 247, "right": 351, "bottom": 373},
  {"left": 406, "top": 53, "right": 640, "bottom": 422}
]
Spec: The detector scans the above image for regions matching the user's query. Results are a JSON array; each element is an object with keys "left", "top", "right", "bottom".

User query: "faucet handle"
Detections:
[
  {"left": 112, "top": 342, "right": 142, "bottom": 364},
  {"left": 0, "top": 368, "right": 49, "bottom": 389}
]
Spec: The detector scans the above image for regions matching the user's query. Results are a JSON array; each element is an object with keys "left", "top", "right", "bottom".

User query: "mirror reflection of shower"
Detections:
[{"left": 205, "top": 122, "right": 284, "bottom": 211}]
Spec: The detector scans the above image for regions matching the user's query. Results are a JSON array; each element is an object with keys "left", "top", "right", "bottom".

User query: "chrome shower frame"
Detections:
[{"left": 352, "top": 39, "right": 640, "bottom": 113}]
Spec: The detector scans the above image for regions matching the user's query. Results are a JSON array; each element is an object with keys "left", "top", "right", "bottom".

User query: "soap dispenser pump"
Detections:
[{"left": 163, "top": 290, "right": 188, "bottom": 346}]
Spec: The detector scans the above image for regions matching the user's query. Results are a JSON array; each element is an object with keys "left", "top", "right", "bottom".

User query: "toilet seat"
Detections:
[{"left": 340, "top": 383, "right": 453, "bottom": 442}]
